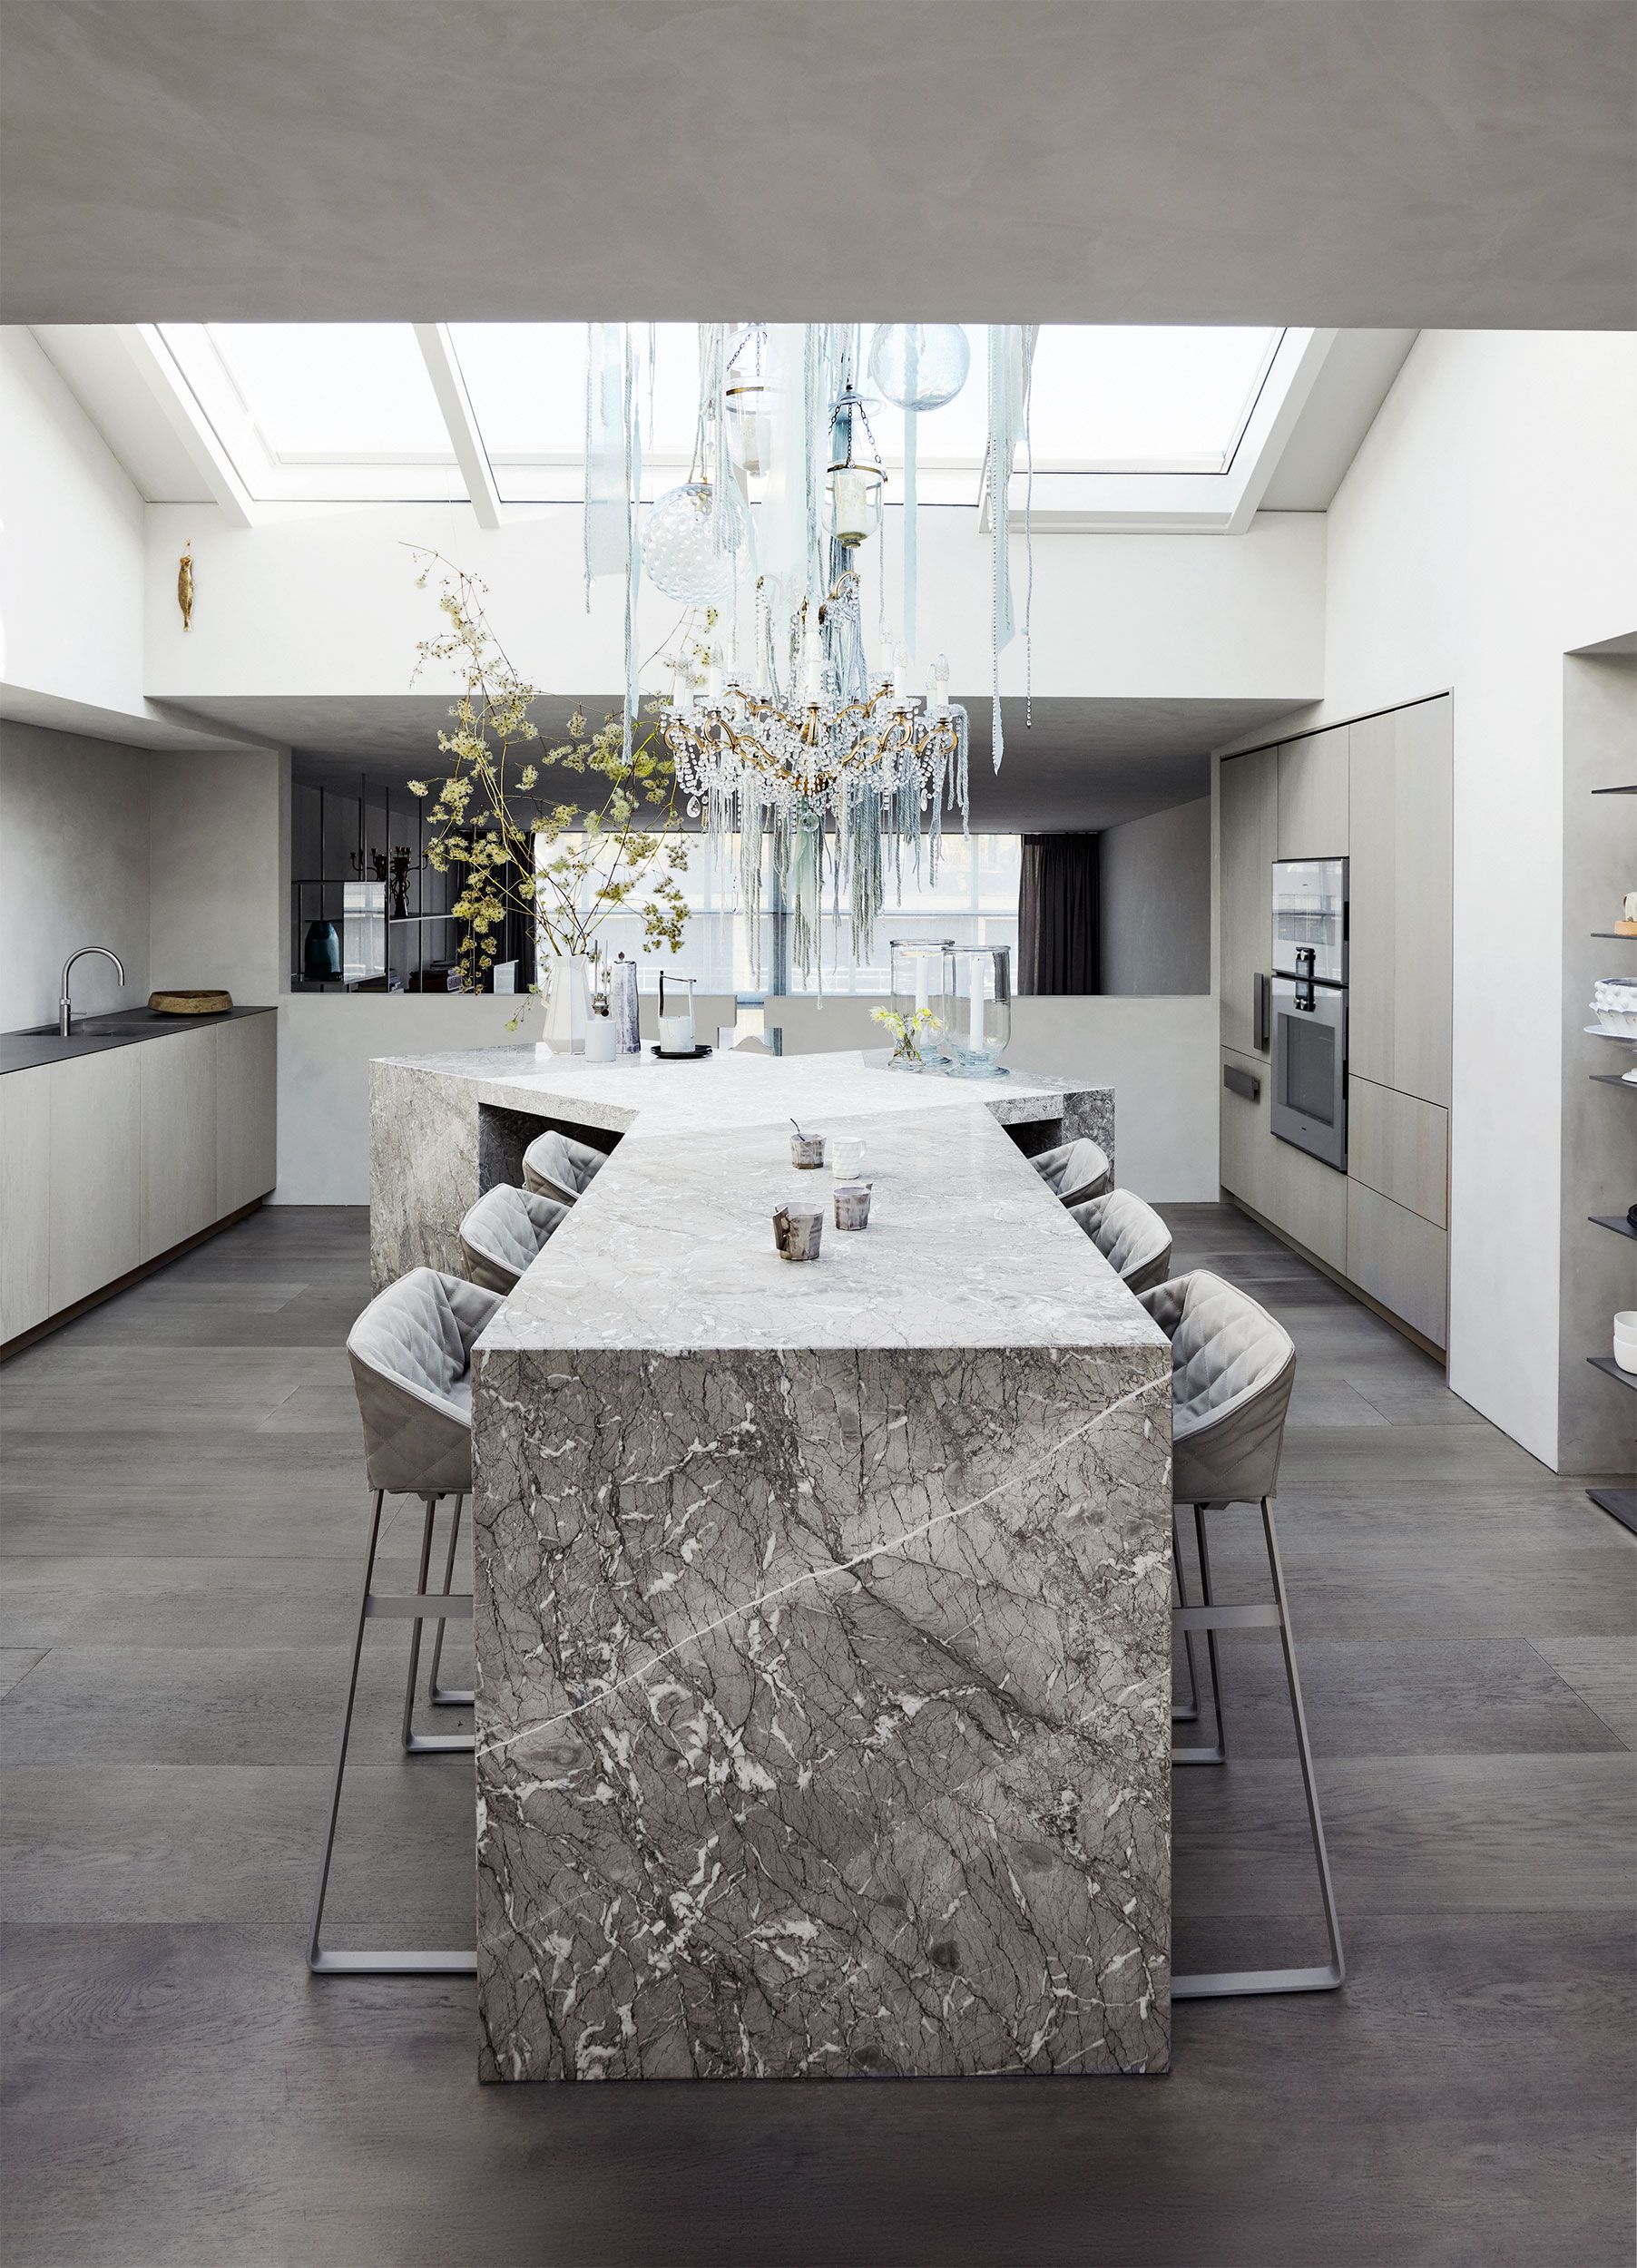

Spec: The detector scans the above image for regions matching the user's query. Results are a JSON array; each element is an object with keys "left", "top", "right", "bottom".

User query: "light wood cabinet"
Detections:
[
  {"left": 216, "top": 1013, "right": 278, "bottom": 1215},
  {"left": 1348, "top": 697, "right": 1453, "bottom": 1107},
  {"left": 1348, "top": 1077, "right": 1448, "bottom": 1228},
  {"left": 1219, "top": 746, "right": 1277, "bottom": 1055},
  {"left": 1220, "top": 1047, "right": 1272, "bottom": 1216},
  {"left": 47, "top": 1048, "right": 143, "bottom": 1312},
  {"left": 0, "top": 1071, "right": 53, "bottom": 1340},
  {"left": 141, "top": 1026, "right": 219, "bottom": 1259},
  {"left": 3, "top": 1013, "right": 276, "bottom": 1347},
  {"left": 1277, "top": 726, "right": 1349, "bottom": 860},
  {"left": 1347, "top": 1179, "right": 1448, "bottom": 1349},
  {"left": 1220, "top": 1044, "right": 1348, "bottom": 1273},
  {"left": 1264, "top": 1127, "right": 1349, "bottom": 1274}
]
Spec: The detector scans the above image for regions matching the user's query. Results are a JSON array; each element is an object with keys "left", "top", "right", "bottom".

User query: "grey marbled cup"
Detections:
[{"left": 772, "top": 1202, "right": 825, "bottom": 1261}]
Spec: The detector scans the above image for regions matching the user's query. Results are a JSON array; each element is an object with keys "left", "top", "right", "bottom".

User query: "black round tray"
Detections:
[{"left": 650, "top": 1043, "right": 713, "bottom": 1061}]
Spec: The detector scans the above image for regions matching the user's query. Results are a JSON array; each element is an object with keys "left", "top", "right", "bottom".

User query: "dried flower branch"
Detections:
[{"left": 408, "top": 550, "right": 688, "bottom": 987}]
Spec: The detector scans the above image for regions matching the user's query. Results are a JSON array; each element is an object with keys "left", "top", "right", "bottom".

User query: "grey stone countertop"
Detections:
[
  {"left": 389, "top": 1046, "right": 1158, "bottom": 1357},
  {"left": 0, "top": 1003, "right": 276, "bottom": 1075}
]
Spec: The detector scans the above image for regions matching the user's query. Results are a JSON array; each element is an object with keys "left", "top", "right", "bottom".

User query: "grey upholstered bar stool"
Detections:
[
  {"left": 1030, "top": 1135, "right": 1111, "bottom": 1208},
  {"left": 458, "top": 1182, "right": 567, "bottom": 1294},
  {"left": 1138, "top": 1267, "right": 1345, "bottom": 2000},
  {"left": 522, "top": 1128, "right": 608, "bottom": 1207},
  {"left": 1070, "top": 1188, "right": 1173, "bottom": 1294},
  {"left": 307, "top": 1266, "right": 502, "bottom": 1976}
]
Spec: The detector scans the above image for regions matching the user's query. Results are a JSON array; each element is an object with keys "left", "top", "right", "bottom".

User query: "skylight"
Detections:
[{"left": 147, "top": 320, "right": 1299, "bottom": 513}]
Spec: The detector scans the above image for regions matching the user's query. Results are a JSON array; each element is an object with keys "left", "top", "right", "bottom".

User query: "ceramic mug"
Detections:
[
  {"left": 773, "top": 1202, "right": 824, "bottom": 1261},
  {"left": 830, "top": 1135, "right": 867, "bottom": 1179},
  {"left": 790, "top": 1133, "right": 826, "bottom": 1169},
  {"left": 833, "top": 1181, "right": 872, "bottom": 1230}
]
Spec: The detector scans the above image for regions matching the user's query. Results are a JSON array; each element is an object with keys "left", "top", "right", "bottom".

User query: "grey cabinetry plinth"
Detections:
[
  {"left": 1277, "top": 724, "right": 1349, "bottom": 859},
  {"left": 1348, "top": 697, "right": 1453, "bottom": 1107},
  {"left": 1220, "top": 743, "right": 1277, "bottom": 1055}
]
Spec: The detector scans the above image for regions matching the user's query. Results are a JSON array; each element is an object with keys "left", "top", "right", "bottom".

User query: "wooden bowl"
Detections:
[{"left": 148, "top": 989, "right": 233, "bottom": 1015}]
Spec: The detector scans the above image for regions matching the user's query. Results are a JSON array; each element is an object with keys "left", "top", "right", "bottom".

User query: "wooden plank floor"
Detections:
[{"left": 3, "top": 1201, "right": 1633, "bottom": 2268}]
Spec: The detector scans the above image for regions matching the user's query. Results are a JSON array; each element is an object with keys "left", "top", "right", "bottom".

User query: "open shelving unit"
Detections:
[{"left": 1582, "top": 776, "right": 1637, "bottom": 1537}]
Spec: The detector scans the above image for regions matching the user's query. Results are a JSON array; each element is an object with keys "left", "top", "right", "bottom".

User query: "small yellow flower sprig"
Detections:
[
  {"left": 407, "top": 548, "right": 690, "bottom": 992},
  {"left": 871, "top": 1004, "right": 938, "bottom": 1064}
]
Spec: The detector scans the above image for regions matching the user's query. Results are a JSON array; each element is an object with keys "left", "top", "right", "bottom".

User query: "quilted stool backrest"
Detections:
[
  {"left": 1072, "top": 1188, "right": 1174, "bottom": 1295},
  {"left": 458, "top": 1183, "right": 567, "bottom": 1294},
  {"left": 522, "top": 1129, "right": 610, "bottom": 1207},
  {"left": 346, "top": 1266, "right": 503, "bottom": 1496},
  {"left": 1030, "top": 1135, "right": 1112, "bottom": 1209},
  {"left": 1139, "top": 1268, "right": 1297, "bottom": 1507}
]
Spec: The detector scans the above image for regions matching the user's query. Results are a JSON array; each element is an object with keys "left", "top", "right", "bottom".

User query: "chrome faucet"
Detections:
[{"left": 59, "top": 947, "right": 126, "bottom": 1037}]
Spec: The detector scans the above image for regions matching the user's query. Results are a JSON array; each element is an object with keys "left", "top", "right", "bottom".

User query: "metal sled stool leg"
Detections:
[
  {"left": 1139, "top": 1269, "right": 1346, "bottom": 2003},
  {"left": 307, "top": 1266, "right": 501, "bottom": 1980}
]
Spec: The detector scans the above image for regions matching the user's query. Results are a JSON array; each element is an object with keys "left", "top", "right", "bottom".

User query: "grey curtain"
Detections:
[{"left": 1018, "top": 833, "right": 1100, "bottom": 994}]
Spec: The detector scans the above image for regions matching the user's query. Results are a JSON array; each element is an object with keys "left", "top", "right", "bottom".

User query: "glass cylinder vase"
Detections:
[
  {"left": 886, "top": 939, "right": 956, "bottom": 1070},
  {"left": 943, "top": 946, "right": 1012, "bottom": 1078}
]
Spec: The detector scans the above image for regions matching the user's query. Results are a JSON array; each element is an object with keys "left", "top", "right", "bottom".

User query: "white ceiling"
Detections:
[
  {"left": 3, "top": 3, "right": 1632, "bottom": 329},
  {"left": 170, "top": 692, "right": 1295, "bottom": 830}
]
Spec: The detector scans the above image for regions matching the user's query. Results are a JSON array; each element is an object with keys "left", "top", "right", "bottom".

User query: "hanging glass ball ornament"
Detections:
[
  {"left": 641, "top": 480, "right": 742, "bottom": 605},
  {"left": 868, "top": 324, "right": 971, "bottom": 412}
]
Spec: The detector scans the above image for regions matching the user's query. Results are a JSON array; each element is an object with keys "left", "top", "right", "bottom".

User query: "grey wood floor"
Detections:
[{"left": 3, "top": 1202, "right": 1633, "bottom": 2268}]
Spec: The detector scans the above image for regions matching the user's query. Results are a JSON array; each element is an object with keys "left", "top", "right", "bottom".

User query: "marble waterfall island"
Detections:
[{"left": 369, "top": 1047, "right": 1172, "bottom": 2080}]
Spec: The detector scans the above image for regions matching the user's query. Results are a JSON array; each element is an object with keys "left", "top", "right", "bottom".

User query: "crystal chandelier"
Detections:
[{"left": 582, "top": 318, "right": 1027, "bottom": 980}]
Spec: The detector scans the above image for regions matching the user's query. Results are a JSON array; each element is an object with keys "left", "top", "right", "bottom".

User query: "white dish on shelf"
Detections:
[
  {"left": 1583, "top": 1025, "right": 1637, "bottom": 1042},
  {"left": 1590, "top": 1006, "right": 1637, "bottom": 1035}
]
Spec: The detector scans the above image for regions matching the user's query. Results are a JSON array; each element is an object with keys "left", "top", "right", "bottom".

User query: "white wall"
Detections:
[
  {"left": 0, "top": 332, "right": 146, "bottom": 722},
  {"left": 765, "top": 994, "right": 1219, "bottom": 1201},
  {"left": 0, "top": 720, "right": 152, "bottom": 1026},
  {"left": 1098, "top": 795, "right": 1211, "bottom": 994},
  {"left": 1219, "top": 331, "right": 1637, "bottom": 1470},
  {"left": 148, "top": 745, "right": 287, "bottom": 1004},
  {"left": 142, "top": 500, "right": 1325, "bottom": 707}
]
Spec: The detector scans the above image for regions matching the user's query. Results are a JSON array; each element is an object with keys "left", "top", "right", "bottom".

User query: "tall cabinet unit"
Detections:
[{"left": 1218, "top": 695, "right": 1453, "bottom": 1353}]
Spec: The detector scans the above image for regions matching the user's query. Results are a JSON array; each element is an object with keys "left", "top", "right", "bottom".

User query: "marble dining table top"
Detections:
[{"left": 377, "top": 1044, "right": 1160, "bottom": 1360}]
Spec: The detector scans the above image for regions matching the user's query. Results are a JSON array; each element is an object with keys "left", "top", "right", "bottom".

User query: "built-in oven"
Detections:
[
  {"left": 1270, "top": 971, "right": 1348, "bottom": 1170},
  {"left": 1270, "top": 855, "right": 1348, "bottom": 1171}
]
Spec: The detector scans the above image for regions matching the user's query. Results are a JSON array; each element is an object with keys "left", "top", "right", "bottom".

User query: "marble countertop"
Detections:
[
  {"left": 382, "top": 1046, "right": 1159, "bottom": 1359},
  {"left": 376, "top": 1041, "right": 1090, "bottom": 1141}
]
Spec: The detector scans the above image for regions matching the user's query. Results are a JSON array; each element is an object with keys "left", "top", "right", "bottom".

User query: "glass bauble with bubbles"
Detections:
[
  {"left": 641, "top": 480, "right": 743, "bottom": 605},
  {"left": 868, "top": 324, "right": 971, "bottom": 412}
]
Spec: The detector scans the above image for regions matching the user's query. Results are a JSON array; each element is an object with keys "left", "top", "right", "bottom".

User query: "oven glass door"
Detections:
[
  {"left": 1270, "top": 978, "right": 1347, "bottom": 1171},
  {"left": 1272, "top": 857, "right": 1348, "bottom": 986}
]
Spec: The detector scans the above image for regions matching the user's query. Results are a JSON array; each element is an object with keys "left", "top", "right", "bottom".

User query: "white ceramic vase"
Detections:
[{"left": 537, "top": 952, "right": 591, "bottom": 1055}]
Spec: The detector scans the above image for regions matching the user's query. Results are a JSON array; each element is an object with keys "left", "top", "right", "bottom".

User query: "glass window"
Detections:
[
  {"left": 534, "top": 829, "right": 1019, "bottom": 999},
  {"left": 1024, "top": 326, "right": 1279, "bottom": 472},
  {"left": 183, "top": 324, "right": 455, "bottom": 462}
]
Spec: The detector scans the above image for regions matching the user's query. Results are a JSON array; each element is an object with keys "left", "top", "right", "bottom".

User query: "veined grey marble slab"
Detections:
[
  {"left": 369, "top": 1045, "right": 1113, "bottom": 1289},
  {"left": 473, "top": 1333, "right": 1172, "bottom": 2082}
]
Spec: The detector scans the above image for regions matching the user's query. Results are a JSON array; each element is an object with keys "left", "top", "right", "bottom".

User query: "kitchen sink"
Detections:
[{"left": 12, "top": 1010, "right": 186, "bottom": 1038}]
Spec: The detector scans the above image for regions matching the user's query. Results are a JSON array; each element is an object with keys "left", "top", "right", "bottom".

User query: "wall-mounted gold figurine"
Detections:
[{"left": 177, "top": 543, "right": 194, "bottom": 631}]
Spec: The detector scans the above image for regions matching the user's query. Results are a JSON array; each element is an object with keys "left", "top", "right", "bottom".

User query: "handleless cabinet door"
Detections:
[
  {"left": 141, "top": 1028, "right": 219, "bottom": 1259},
  {"left": 216, "top": 1014, "right": 277, "bottom": 1215},
  {"left": 1220, "top": 745, "right": 1278, "bottom": 1054},
  {"left": 1348, "top": 1180, "right": 1448, "bottom": 1349},
  {"left": 1348, "top": 697, "right": 1453, "bottom": 1106},
  {"left": 48, "top": 1048, "right": 142, "bottom": 1310},
  {"left": 1220, "top": 1047, "right": 1272, "bottom": 1215},
  {"left": 1276, "top": 726, "right": 1349, "bottom": 860},
  {"left": 1, "top": 1070, "right": 52, "bottom": 1340}
]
